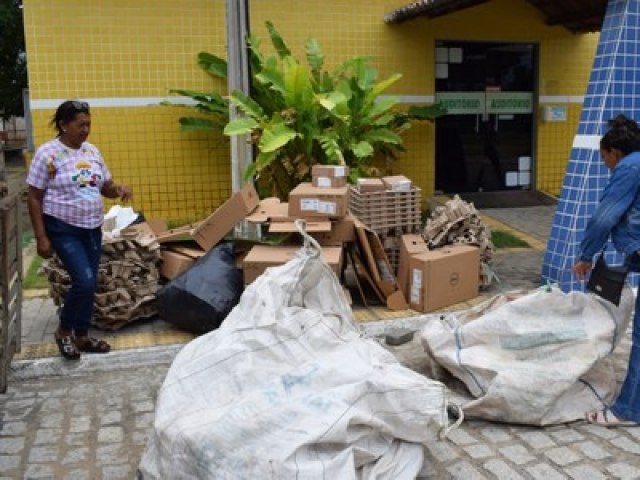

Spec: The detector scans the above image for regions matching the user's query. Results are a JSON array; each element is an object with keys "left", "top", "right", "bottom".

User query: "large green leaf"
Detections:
[
  {"left": 179, "top": 117, "right": 219, "bottom": 132},
  {"left": 243, "top": 162, "right": 258, "bottom": 181},
  {"left": 317, "top": 91, "right": 347, "bottom": 112},
  {"left": 351, "top": 141, "right": 374, "bottom": 159},
  {"left": 197, "top": 52, "right": 228, "bottom": 79},
  {"left": 282, "top": 57, "right": 313, "bottom": 107},
  {"left": 266, "top": 21, "right": 291, "bottom": 59},
  {"left": 367, "top": 97, "right": 399, "bottom": 119},
  {"left": 229, "top": 90, "right": 265, "bottom": 119},
  {"left": 255, "top": 59, "right": 286, "bottom": 96},
  {"left": 223, "top": 118, "right": 259, "bottom": 136},
  {"left": 305, "top": 38, "right": 324, "bottom": 79},
  {"left": 408, "top": 103, "right": 448, "bottom": 120},
  {"left": 259, "top": 121, "right": 300, "bottom": 153},
  {"left": 363, "top": 128, "right": 402, "bottom": 145},
  {"left": 255, "top": 150, "right": 279, "bottom": 171},
  {"left": 365, "top": 73, "right": 402, "bottom": 104}
]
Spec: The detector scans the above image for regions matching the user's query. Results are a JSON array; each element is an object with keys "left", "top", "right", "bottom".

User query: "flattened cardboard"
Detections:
[
  {"left": 160, "top": 250, "right": 195, "bottom": 280},
  {"left": 242, "top": 244, "right": 344, "bottom": 285},
  {"left": 167, "top": 245, "right": 206, "bottom": 259},
  {"left": 354, "top": 219, "right": 408, "bottom": 310},
  {"left": 346, "top": 245, "right": 385, "bottom": 305},
  {"left": 146, "top": 219, "right": 168, "bottom": 236},
  {"left": 154, "top": 222, "right": 201, "bottom": 244},
  {"left": 245, "top": 198, "right": 290, "bottom": 224},
  {"left": 398, "top": 234, "right": 430, "bottom": 301},
  {"left": 288, "top": 182, "right": 349, "bottom": 218},
  {"left": 268, "top": 220, "right": 331, "bottom": 233},
  {"left": 191, "top": 183, "right": 260, "bottom": 251},
  {"left": 408, "top": 245, "right": 480, "bottom": 313}
]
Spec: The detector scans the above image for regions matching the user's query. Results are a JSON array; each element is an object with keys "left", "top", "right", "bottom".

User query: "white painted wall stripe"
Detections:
[
  {"left": 29, "top": 93, "right": 583, "bottom": 110},
  {"left": 539, "top": 95, "right": 584, "bottom": 104},
  {"left": 572, "top": 134, "right": 601, "bottom": 150},
  {"left": 30, "top": 97, "right": 198, "bottom": 110}
]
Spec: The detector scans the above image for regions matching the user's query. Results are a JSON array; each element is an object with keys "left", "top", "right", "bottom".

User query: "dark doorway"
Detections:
[{"left": 434, "top": 41, "right": 536, "bottom": 194}]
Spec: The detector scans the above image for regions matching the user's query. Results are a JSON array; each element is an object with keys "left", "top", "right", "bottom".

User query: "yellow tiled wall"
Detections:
[
  {"left": 24, "top": 0, "right": 228, "bottom": 222},
  {"left": 24, "top": 0, "right": 598, "bottom": 220}
]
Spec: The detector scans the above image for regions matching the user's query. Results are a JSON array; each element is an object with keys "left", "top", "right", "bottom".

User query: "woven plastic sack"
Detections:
[
  {"left": 420, "top": 285, "right": 633, "bottom": 425},
  {"left": 139, "top": 222, "right": 454, "bottom": 479}
]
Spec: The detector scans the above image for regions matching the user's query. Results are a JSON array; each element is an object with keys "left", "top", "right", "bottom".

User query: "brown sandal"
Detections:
[
  {"left": 54, "top": 334, "right": 81, "bottom": 360},
  {"left": 75, "top": 337, "right": 111, "bottom": 354},
  {"left": 585, "top": 408, "right": 639, "bottom": 427}
]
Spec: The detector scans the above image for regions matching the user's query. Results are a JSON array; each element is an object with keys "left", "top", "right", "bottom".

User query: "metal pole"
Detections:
[{"left": 226, "top": 0, "right": 252, "bottom": 193}]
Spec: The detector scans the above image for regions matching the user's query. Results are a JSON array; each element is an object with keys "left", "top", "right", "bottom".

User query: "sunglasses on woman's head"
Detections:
[{"left": 71, "top": 101, "right": 89, "bottom": 111}]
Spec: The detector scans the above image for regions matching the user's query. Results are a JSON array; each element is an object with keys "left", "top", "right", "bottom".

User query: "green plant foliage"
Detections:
[
  {"left": 23, "top": 255, "right": 48, "bottom": 290},
  {"left": 167, "top": 21, "right": 447, "bottom": 199},
  {"left": 491, "top": 230, "right": 530, "bottom": 249}
]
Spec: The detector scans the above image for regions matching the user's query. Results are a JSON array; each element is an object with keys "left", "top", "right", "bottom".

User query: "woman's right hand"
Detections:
[
  {"left": 36, "top": 235, "right": 53, "bottom": 259},
  {"left": 572, "top": 260, "right": 592, "bottom": 280}
]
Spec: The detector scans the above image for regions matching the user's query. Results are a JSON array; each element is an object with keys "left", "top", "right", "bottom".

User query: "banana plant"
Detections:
[{"left": 169, "top": 21, "right": 446, "bottom": 199}]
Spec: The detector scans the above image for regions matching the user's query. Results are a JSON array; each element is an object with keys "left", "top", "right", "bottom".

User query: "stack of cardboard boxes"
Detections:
[
  {"left": 154, "top": 170, "right": 481, "bottom": 316},
  {"left": 243, "top": 165, "right": 350, "bottom": 286}
]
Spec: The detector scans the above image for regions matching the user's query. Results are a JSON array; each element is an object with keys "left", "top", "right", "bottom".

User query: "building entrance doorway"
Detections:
[{"left": 434, "top": 41, "right": 536, "bottom": 194}]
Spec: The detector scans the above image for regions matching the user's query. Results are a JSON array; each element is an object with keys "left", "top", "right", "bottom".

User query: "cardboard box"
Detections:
[
  {"left": 288, "top": 182, "right": 349, "bottom": 218},
  {"left": 408, "top": 245, "right": 480, "bottom": 313},
  {"left": 191, "top": 183, "right": 260, "bottom": 251},
  {"left": 243, "top": 244, "right": 344, "bottom": 285},
  {"left": 313, "top": 175, "right": 347, "bottom": 188},
  {"left": 382, "top": 175, "right": 412, "bottom": 192},
  {"left": 398, "top": 234, "right": 430, "bottom": 301},
  {"left": 312, "top": 165, "right": 349, "bottom": 178},
  {"left": 245, "top": 198, "right": 291, "bottom": 224},
  {"left": 160, "top": 250, "right": 196, "bottom": 280},
  {"left": 356, "top": 178, "right": 385, "bottom": 193},
  {"left": 311, "top": 214, "right": 356, "bottom": 246},
  {"left": 312, "top": 165, "right": 349, "bottom": 188}
]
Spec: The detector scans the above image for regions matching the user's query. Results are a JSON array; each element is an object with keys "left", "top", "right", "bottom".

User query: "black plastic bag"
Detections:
[{"left": 156, "top": 243, "right": 243, "bottom": 334}]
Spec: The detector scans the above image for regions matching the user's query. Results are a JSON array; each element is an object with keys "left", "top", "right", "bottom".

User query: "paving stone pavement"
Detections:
[{"left": 3, "top": 204, "right": 640, "bottom": 479}]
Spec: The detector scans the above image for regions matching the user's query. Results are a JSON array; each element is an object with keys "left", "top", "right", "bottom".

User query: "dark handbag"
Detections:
[{"left": 586, "top": 255, "right": 629, "bottom": 306}]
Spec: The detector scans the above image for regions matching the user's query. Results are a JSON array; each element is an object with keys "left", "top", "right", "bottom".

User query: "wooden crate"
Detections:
[{"left": 0, "top": 192, "right": 22, "bottom": 393}]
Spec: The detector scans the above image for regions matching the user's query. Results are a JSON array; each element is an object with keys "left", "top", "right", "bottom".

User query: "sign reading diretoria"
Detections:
[{"left": 435, "top": 91, "right": 533, "bottom": 115}]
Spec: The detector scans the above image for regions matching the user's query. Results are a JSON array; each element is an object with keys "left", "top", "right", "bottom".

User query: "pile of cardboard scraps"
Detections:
[
  {"left": 422, "top": 195, "right": 496, "bottom": 286},
  {"left": 44, "top": 221, "right": 162, "bottom": 330}
]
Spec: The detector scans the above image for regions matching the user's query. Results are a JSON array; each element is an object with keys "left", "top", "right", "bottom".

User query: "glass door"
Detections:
[{"left": 434, "top": 41, "right": 536, "bottom": 193}]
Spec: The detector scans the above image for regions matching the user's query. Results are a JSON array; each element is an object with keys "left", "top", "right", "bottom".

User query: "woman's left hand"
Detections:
[{"left": 117, "top": 184, "right": 133, "bottom": 202}]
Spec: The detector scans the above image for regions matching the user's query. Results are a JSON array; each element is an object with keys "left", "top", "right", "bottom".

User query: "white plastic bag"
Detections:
[
  {"left": 420, "top": 286, "right": 633, "bottom": 425},
  {"left": 139, "top": 224, "right": 453, "bottom": 479}
]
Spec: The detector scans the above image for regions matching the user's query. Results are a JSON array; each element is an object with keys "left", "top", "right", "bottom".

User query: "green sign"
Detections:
[
  {"left": 435, "top": 91, "right": 534, "bottom": 115},
  {"left": 486, "top": 92, "right": 533, "bottom": 114},
  {"left": 435, "top": 92, "right": 485, "bottom": 115}
]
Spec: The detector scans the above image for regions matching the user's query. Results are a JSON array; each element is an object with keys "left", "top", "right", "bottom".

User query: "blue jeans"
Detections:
[
  {"left": 44, "top": 215, "right": 102, "bottom": 337},
  {"left": 611, "top": 289, "right": 640, "bottom": 423}
]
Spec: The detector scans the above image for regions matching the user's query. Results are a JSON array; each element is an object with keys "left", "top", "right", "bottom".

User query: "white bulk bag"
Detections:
[
  {"left": 139, "top": 224, "right": 454, "bottom": 479},
  {"left": 420, "top": 286, "right": 633, "bottom": 425}
]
